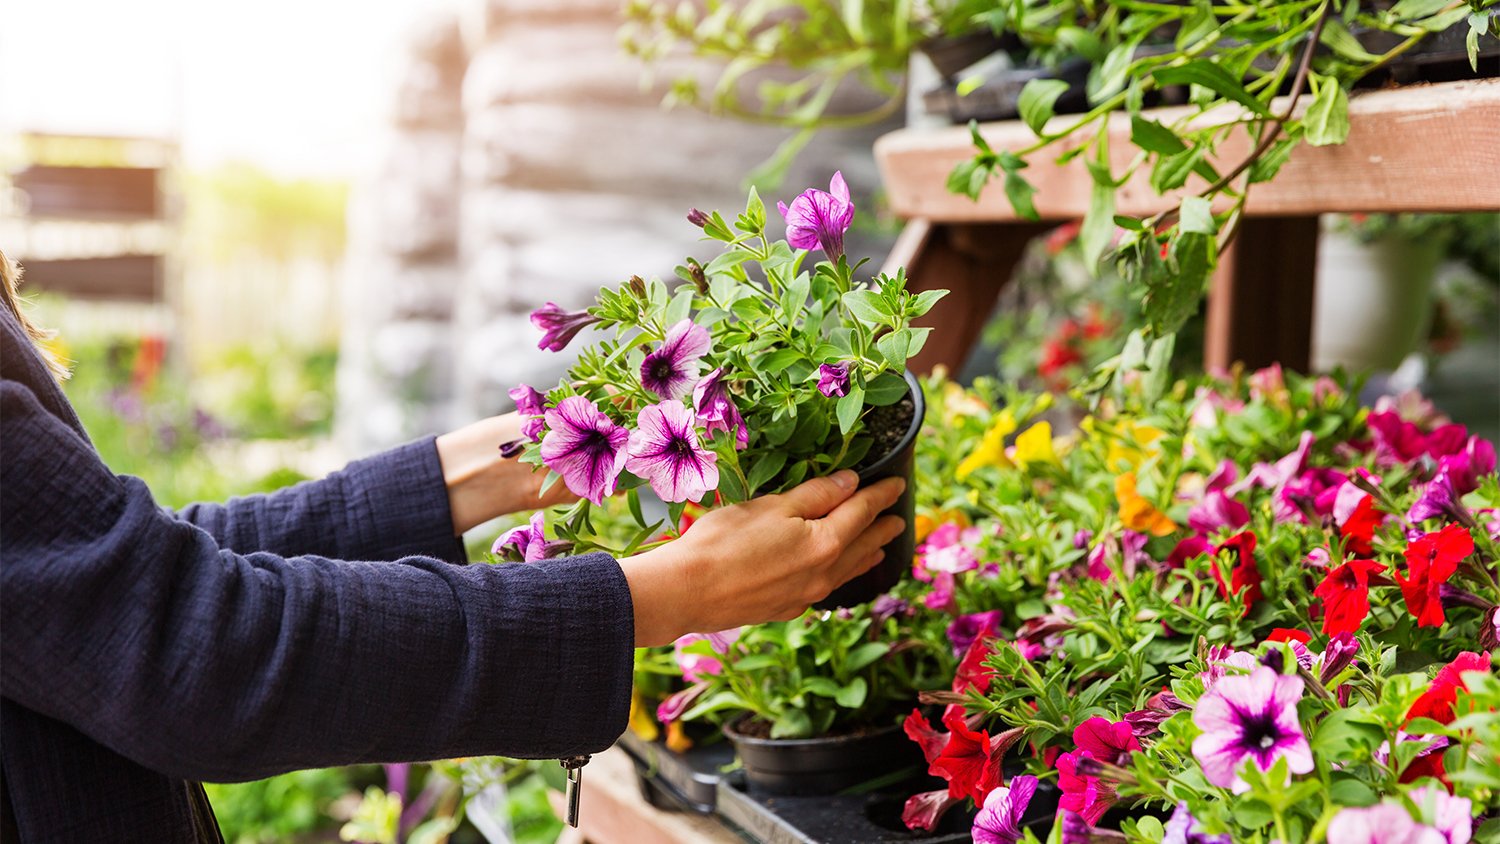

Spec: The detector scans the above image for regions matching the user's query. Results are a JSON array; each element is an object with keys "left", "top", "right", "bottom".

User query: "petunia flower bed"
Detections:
[
  {"left": 889, "top": 366, "right": 1500, "bottom": 842},
  {"left": 500, "top": 173, "right": 946, "bottom": 558}
]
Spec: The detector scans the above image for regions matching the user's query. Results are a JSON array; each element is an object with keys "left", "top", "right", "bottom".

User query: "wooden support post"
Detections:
[
  {"left": 1205, "top": 216, "right": 1320, "bottom": 373},
  {"left": 885, "top": 219, "right": 1052, "bottom": 375}
]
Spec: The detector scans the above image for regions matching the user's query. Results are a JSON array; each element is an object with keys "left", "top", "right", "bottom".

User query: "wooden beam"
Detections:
[
  {"left": 876, "top": 79, "right": 1500, "bottom": 222},
  {"left": 546, "top": 748, "right": 741, "bottom": 844},
  {"left": 1205, "top": 216, "right": 1320, "bottom": 372},
  {"left": 888, "top": 220, "right": 1052, "bottom": 375}
]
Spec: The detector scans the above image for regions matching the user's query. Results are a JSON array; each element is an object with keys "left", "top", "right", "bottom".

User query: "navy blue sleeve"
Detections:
[
  {"left": 0, "top": 377, "right": 635, "bottom": 783},
  {"left": 171, "top": 438, "right": 467, "bottom": 564}
]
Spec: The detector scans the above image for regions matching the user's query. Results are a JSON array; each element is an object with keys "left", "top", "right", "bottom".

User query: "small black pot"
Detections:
[
  {"left": 724, "top": 720, "right": 924, "bottom": 796},
  {"left": 919, "top": 31, "right": 1014, "bottom": 79},
  {"left": 817, "top": 369, "right": 925, "bottom": 609}
]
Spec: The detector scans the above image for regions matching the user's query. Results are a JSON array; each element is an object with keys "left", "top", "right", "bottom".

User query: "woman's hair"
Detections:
[{"left": 0, "top": 249, "right": 70, "bottom": 380}]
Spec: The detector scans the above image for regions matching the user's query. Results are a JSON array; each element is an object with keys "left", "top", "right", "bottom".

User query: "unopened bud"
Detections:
[
  {"left": 626, "top": 274, "right": 647, "bottom": 298},
  {"left": 1261, "top": 648, "right": 1285, "bottom": 674},
  {"left": 498, "top": 439, "right": 527, "bottom": 458},
  {"left": 686, "top": 208, "right": 710, "bottom": 228},
  {"left": 685, "top": 258, "right": 708, "bottom": 294}
]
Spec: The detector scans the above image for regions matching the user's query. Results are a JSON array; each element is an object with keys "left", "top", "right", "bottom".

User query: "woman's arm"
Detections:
[{"left": 2, "top": 378, "right": 632, "bottom": 781}]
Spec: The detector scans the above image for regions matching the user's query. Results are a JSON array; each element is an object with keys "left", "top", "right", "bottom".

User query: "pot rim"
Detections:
[
  {"left": 855, "top": 369, "right": 926, "bottom": 482},
  {"left": 722, "top": 717, "right": 904, "bottom": 749}
]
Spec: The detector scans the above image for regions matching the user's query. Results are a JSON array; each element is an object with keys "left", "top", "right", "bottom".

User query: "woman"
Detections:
[{"left": 0, "top": 250, "right": 905, "bottom": 841}]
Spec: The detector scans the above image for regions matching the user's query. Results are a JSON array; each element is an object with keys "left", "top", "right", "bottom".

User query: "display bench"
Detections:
[{"left": 873, "top": 78, "right": 1500, "bottom": 374}]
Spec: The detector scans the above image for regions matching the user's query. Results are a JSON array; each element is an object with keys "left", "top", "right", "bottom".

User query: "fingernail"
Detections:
[{"left": 832, "top": 470, "right": 857, "bottom": 491}]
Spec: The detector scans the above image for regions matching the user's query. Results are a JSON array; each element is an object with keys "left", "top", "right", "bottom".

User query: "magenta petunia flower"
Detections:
[
  {"left": 530, "top": 302, "right": 599, "bottom": 352},
  {"left": 1126, "top": 689, "right": 1190, "bottom": 738},
  {"left": 923, "top": 571, "right": 957, "bottom": 613},
  {"left": 540, "top": 396, "right": 630, "bottom": 504},
  {"left": 673, "top": 628, "right": 741, "bottom": 683},
  {"left": 1229, "top": 431, "right": 1314, "bottom": 496},
  {"left": 493, "top": 512, "right": 547, "bottom": 561},
  {"left": 1327, "top": 804, "right": 1447, "bottom": 844},
  {"left": 1408, "top": 467, "right": 1465, "bottom": 524},
  {"left": 509, "top": 383, "right": 546, "bottom": 442},
  {"left": 656, "top": 681, "right": 708, "bottom": 724},
  {"left": 641, "top": 319, "right": 711, "bottom": 400},
  {"left": 1442, "top": 436, "right": 1497, "bottom": 495},
  {"left": 1320, "top": 633, "right": 1359, "bottom": 684},
  {"left": 1189, "top": 489, "right": 1251, "bottom": 533},
  {"left": 778, "top": 171, "right": 855, "bottom": 261},
  {"left": 1163, "top": 802, "right": 1231, "bottom": 844},
  {"left": 1074, "top": 717, "right": 1142, "bottom": 766},
  {"left": 901, "top": 789, "right": 960, "bottom": 832},
  {"left": 693, "top": 367, "right": 748, "bottom": 449},
  {"left": 946, "top": 610, "right": 1002, "bottom": 656},
  {"left": 1191, "top": 665, "right": 1313, "bottom": 793},
  {"left": 626, "top": 400, "right": 719, "bottom": 503},
  {"left": 971, "top": 775, "right": 1038, "bottom": 844},
  {"left": 1057, "top": 751, "right": 1115, "bottom": 825},
  {"left": 817, "top": 362, "right": 851, "bottom": 398}
]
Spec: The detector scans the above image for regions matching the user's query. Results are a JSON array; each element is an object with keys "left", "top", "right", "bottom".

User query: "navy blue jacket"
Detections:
[{"left": 0, "top": 306, "right": 634, "bottom": 841}]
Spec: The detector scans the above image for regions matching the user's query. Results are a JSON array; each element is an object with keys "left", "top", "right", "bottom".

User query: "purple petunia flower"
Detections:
[
  {"left": 693, "top": 367, "right": 748, "bottom": 450},
  {"left": 540, "top": 396, "right": 630, "bottom": 504},
  {"left": 946, "top": 610, "right": 1003, "bottom": 656},
  {"left": 971, "top": 775, "right": 1038, "bottom": 844},
  {"left": 1189, "top": 489, "right": 1251, "bottom": 533},
  {"left": 1327, "top": 804, "right": 1447, "bottom": 844},
  {"left": 1408, "top": 468, "right": 1465, "bottom": 524},
  {"left": 817, "top": 362, "right": 851, "bottom": 398},
  {"left": 656, "top": 681, "right": 709, "bottom": 724},
  {"left": 626, "top": 400, "right": 720, "bottom": 503},
  {"left": 641, "top": 319, "right": 711, "bottom": 400},
  {"left": 1409, "top": 785, "right": 1473, "bottom": 844},
  {"left": 1320, "top": 633, "right": 1359, "bottom": 684},
  {"left": 509, "top": 383, "right": 546, "bottom": 442},
  {"left": 872, "top": 594, "right": 911, "bottom": 622},
  {"left": 778, "top": 171, "right": 855, "bottom": 261},
  {"left": 1163, "top": 802, "right": 1231, "bottom": 844},
  {"left": 530, "top": 302, "right": 599, "bottom": 352},
  {"left": 1191, "top": 665, "right": 1313, "bottom": 793},
  {"left": 1229, "top": 431, "right": 1314, "bottom": 496},
  {"left": 673, "top": 629, "right": 741, "bottom": 683},
  {"left": 493, "top": 512, "right": 547, "bottom": 561}
]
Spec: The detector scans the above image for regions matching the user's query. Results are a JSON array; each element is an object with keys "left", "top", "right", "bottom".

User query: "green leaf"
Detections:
[
  {"left": 909, "top": 289, "right": 948, "bottom": 318},
  {"left": 1150, "top": 146, "right": 1204, "bottom": 194},
  {"left": 841, "top": 290, "right": 892, "bottom": 325},
  {"left": 1153, "top": 61, "right": 1273, "bottom": 117},
  {"left": 780, "top": 272, "right": 811, "bottom": 319},
  {"left": 1178, "top": 196, "right": 1216, "bottom": 234},
  {"left": 845, "top": 642, "right": 891, "bottom": 672},
  {"left": 864, "top": 372, "right": 909, "bottom": 405},
  {"left": 1304, "top": 75, "right": 1350, "bottom": 146},
  {"left": 665, "top": 285, "right": 696, "bottom": 326},
  {"left": 1018, "top": 78, "right": 1070, "bottom": 135},
  {"left": 627, "top": 487, "right": 647, "bottom": 528},
  {"left": 760, "top": 347, "right": 804, "bottom": 374},
  {"left": 802, "top": 677, "right": 842, "bottom": 698},
  {"left": 835, "top": 677, "right": 868, "bottom": 708},
  {"left": 1003, "top": 170, "right": 1040, "bottom": 221},
  {"left": 745, "top": 451, "right": 788, "bottom": 495},
  {"left": 1248, "top": 132, "right": 1300, "bottom": 184},
  {"left": 771, "top": 709, "right": 813, "bottom": 739},
  {"left": 877, "top": 329, "right": 911, "bottom": 368},
  {"left": 1078, "top": 136, "right": 1115, "bottom": 270},
  {"left": 1130, "top": 116, "right": 1187, "bottom": 155},
  {"left": 1088, "top": 42, "right": 1135, "bottom": 104},
  {"left": 836, "top": 385, "right": 865, "bottom": 435},
  {"left": 1321, "top": 18, "right": 1383, "bottom": 63}
]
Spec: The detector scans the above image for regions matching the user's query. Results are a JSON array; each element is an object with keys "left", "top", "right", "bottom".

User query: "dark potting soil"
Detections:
[{"left": 855, "top": 395, "right": 915, "bottom": 473}]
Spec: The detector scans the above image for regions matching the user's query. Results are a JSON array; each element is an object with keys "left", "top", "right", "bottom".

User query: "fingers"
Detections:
[
  {"left": 818, "top": 476, "right": 906, "bottom": 544},
  {"left": 774, "top": 470, "right": 859, "bottom": 519},
  {"left": 830, "top": 514, "right": 905, "bottom": 585}
]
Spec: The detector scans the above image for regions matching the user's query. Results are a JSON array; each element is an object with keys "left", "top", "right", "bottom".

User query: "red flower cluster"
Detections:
[
  {"left": 1212, "top": 531, "right": 1263, "bottom": 615},
  {"left": 1406, "top": 651, "right": 1491, "bottom": 726},
  {"left": 1396, "top": 524, "right": 1476, "bottom": 628},
  {"left": 1313, "top": 559, "right": 1386, "bottom": 636}
]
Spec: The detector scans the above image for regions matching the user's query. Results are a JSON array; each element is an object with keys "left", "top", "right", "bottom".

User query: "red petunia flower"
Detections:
[
  {"left": 929, "top": 708, "right": 1001, "bottom": 803},
  {"left": 1395, "top": 524, "right": 1476, "bottom": 628},
  {"left": 1339, "top": 495, "right": 1382, "bottom": 556},
  {"left": 1267, "top": 628, "right": 1313, "bottom": 645},
  {"left": 904, "top": 708, "right": 947, "bottom": 765},
  {"left": 1406, "top": 651, "right": 1491, "bottom": 726},
  {"left": 954, "top": 635, "right": 997, "bottom": 694},
  {"left": 1313, "top": 559, "right": 1386, "bottom": 636},
  {"left": 1213, "top": 531, "right": 1263, "bottom": 615}
]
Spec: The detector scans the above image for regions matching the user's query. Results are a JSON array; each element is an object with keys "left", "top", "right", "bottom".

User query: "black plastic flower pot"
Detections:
[
  {"left": 918, "top": 31, "right": 1015, "bottom": 79},
  {"left": 724, "top": 719, "right": 925, "bottom": 796},
  {"left": 817, "top": 369, "right": 925, "bottom": 610}
]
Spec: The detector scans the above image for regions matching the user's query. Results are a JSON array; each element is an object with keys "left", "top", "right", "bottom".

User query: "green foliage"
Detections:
[{"left": 206, "top": 769, "right": 359, "bottom": 844}]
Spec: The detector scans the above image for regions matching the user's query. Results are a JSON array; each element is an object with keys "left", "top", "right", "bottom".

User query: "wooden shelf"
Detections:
[{"left": 876, "top": 78, "right": 1500, "bottom": 222}]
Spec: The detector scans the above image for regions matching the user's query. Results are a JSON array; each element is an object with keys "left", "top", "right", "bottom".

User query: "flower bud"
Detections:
[
  {"left": 626, "top": 274, "right": 647, "bottom": 298},
  {"left": 498, "top": 438, "right": 527, "bottom": 458},
  {"left": 686, "top": 208, "right": 710, "bottom": 228},
  {"left": 685, "top": 258, "right": 708, "bottom": 294}
]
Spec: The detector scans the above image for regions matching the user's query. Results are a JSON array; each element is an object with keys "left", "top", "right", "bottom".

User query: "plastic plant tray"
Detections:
[{"left": 617, "top": 731, "right": 735, "bottom": 814}]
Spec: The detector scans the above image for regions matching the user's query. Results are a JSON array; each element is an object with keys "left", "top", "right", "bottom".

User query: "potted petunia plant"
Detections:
[{"left": 500, "top": 173, "right": 946, "bottom": 606}]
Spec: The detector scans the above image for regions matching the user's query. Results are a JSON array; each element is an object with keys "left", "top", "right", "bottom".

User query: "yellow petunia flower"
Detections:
[
  {"left": 665, "top": 721, "right": 693, "bottom": 753},
  {"left": 1115, "top": 472, "right": 1177, "bottom": 536},
  {"left": 956, "top": 410, "right": 1017, "bottom": 480},
  {"left": 628, "top": 690, "right": 660, "bottom": 742},
  {"left": 1013, "top": 421, "right": 1060, "bottom": 470}
]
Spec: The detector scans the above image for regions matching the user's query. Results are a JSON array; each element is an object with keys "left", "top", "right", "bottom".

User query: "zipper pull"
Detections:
[{"left": 560, "top": 754, "right": 590, "bottom": 827}]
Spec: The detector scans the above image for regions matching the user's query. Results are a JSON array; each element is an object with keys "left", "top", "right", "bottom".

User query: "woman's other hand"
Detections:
[
  {"left": 436, "top": 413, "right": 577, "bottom": 534},
  {"left": 620, "top": 470, "right": 906, "bottom": 647}
]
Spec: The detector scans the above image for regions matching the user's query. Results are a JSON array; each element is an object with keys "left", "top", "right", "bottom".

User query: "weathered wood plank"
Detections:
[{"left": 877, "top": 79, "right": 1500, "bottom": 221}]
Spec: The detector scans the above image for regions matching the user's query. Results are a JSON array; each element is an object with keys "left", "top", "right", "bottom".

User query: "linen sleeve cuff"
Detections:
[{"left": 339, "top": 436, "right": 467, "bottom": 564}]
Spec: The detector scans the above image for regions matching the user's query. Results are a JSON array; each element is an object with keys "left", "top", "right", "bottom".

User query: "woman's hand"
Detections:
[
  {"left": 436, "top": 414, "right": 577, "bottom": 534},
  {"left": 619, "top": 470, "right": 907, "bottom": 647}
]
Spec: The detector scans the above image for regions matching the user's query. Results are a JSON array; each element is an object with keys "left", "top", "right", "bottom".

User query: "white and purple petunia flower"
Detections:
[
  {"left": 1409, "top": 785, "right": 1473, "bottom": 844},
  {"left": 1163, "top": 802, "right": 1231, "bottom": 844},
  {"left": 817, "top": 362, "right": 851, "bottom": 398},
  {"left": 530, "top": 302, "right": 599, "bottom": 352},
  {"left": 626, "top": 400, "right": 720, "bottom": 503},
  {"left": 493, "top": 512, "right": 547, "bottom": 561},
  {"left": 693, "top": 367, "right": 748, "bottom": 450},
  {"left": 778, "top": 171, "right": 855, "bottom": 261},
  {"left": 641, "top": 319, "right": 712, "bottom": 400},
  {"left": 1191, "top": 665, "right": 1313, "bottom": 793},
  {"left": 1326, "top": 804, "right": 1447, "bottom": 844},
  {"left": 971, "top": 775, "right": 1038, "bottom": 844},
  {"left": 509, "top": 383, "right": 546, "bottom": 442},
  {"left": 540, "top": 396, "right": 631, "bottom": 505}
]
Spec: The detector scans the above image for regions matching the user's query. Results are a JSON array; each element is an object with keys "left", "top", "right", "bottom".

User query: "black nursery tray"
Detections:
[
  {"left": 617, "top": 730, "right": 735, "bottom": 814},
  {"left": 714, "top": 773, "right": 976, "bottom": 844}
]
